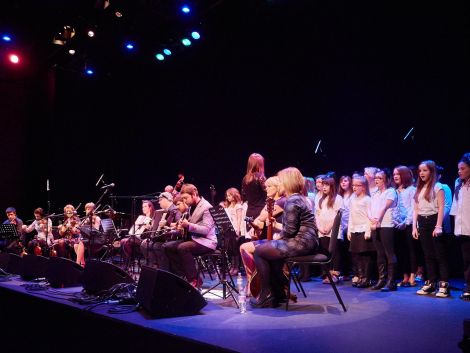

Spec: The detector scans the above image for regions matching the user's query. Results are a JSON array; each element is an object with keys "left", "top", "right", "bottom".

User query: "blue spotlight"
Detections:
[
  {"left": 181, "top": 5, "right": 191, "bottom": 14},
  {"left": 191, "top": 31, "right": 200, "bottom": 40},
  {"left": 85, "top": 68, "right": 94, "bottom": 75},
  {"left": 2, "top": 35, "right": 12, "bottom": 42},
  {"left": 181, "top": 38, "right": 191, "bottom": 46},
  {"left": 125, "top": 42, "right": 134, "bottom": 50},
  {"left": 163, "top": 48, "right": 172, "bottom": 56},
  {"left": 155, "top": 53, "right": 165, "bottom": 61}
]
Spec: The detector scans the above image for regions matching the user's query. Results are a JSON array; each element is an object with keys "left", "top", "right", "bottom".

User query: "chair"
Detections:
[{"left": 285, "top": 210, "right": 347, "bottom": 312}]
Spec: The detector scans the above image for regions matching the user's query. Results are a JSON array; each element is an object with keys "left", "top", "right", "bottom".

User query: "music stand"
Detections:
[
  {"left": 100, "top": 218, "right": 118, "bottom": 261},
  {"left": 0, "top": 224, "right": 19, "bottom": 241},
  {"left": 202, "top": 206, "right": 239, "bottom": 307}
]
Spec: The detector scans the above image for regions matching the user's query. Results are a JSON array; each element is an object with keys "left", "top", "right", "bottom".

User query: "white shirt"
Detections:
[
  {"left": 450, "top": 181, "right": 470, "bottom": 236},
  {"left": 416, "top": 182, "right": 443, "bottom": 216},
  {"left": 348, "top": 194, "right": 371, "bottom": 239},
  {"left": 370, "top": 188, "right": 397, "bottom": 228},
  {"left": 315, "top": 194, "right": 343, "bottom": 238}
]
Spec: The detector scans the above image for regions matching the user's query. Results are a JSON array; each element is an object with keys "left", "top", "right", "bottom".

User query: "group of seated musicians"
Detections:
[
  {"left": 4, "top": 169, "right": 319, "bottom": 305},
  {"left": 119, "top": 185, "right": 217, "bottom": 288}
]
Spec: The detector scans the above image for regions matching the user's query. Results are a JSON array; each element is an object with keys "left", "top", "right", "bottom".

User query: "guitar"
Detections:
[
  {"left": 266, "top": 197, "right": 274, "bottom": 241},
  {"left": 249, "top": 197, "right": 275, "bottom": 297}
]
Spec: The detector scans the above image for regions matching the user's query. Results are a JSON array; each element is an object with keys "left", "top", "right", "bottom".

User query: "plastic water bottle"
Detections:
[
  {"left": 238, "top": 289, "right": 247, "bottom": 314},
  {"left": 236, "top": 272, "right": 243, "bottom": 292}
]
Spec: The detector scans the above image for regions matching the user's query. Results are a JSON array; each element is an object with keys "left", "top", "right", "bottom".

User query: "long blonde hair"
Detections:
[{"left": 277, "top": 167, "right": 305, "bottom": 195}]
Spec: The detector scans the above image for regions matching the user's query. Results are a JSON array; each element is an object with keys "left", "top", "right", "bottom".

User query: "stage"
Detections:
[{"left": 0, "top": 274, "right": 467, "bottom": 353}]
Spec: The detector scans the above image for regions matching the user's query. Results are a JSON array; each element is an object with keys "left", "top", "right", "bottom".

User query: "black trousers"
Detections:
[
  {"left": 460, "top": 236, "right": 470, "bottom": 289},
  {"left": 372, "top": 227, "right": 396, "bottom": 272},
  {"left": 417, "top": 214, "right": 449, "bottom": 282}
]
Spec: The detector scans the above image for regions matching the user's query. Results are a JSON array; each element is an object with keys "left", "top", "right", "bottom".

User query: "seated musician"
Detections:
[
  {"left": 76, "top": 202, "right": 101, "bottom": 267},
  {"left": 120, "top": 200, "right": 154, "bottom": 263},
  {"left": 140, "top": 192, "right": 181, "bottom": 270},
  {"left": 163, "top": 184, "right": 217, "bottom": 288},
  {"left": 22, "top": 207, "right": 54, "bottom": 255},
  {"left": 250, "top": 167, "right": 319, "bottom": 308},
  {"left": 56, "top": 205, "right": 81, "bottom": 259},
  {"left": 1, "top": 207, "right": 25, "bottom": 254},
  {"left": 239, "top": 176, "right": 285, "bottom": 295}
]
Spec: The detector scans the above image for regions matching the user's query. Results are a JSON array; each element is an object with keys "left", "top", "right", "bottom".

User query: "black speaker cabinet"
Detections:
[
  {"left": 21, "top": 254, "right": 49, "bottom": 280},
  {"left": 136, "top": 266, "right": 207, "bottom": 318},
  {"left": 45, "top": 257, "right": 84, "bottom": 288},
  {"left": 82, "top": 259, "right": 135, "bottom": 294},
  {"left": 0, "top": 252, "right": 23, "bottom": 275}
]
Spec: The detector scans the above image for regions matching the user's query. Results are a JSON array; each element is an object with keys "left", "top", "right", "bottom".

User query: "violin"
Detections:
[{"left": 34, "top": 243, "right": 42, "bottom": 256}]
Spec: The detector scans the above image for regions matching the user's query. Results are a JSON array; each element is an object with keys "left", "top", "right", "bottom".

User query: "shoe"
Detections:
[
  {"left": 460, "top": 289, "right": 470, "bottom": 301},
  {"left": 435, "top": 281, "right": 450, "bottom": 298},
  {"left": 351, "top": 276, "right": 359, "bottom": 287},
  {"left": 249, "top": 294, "right": 278, "bottom": 308},
  {"left": 322, "top": 277, "right": 330, "bottom": 284},
  {"left": 397, "top": 280, "right": 410, "bottom": 287},
  {"left": 371, "top": 279, "right": 386, "bottom": 291},
  {"left": 356, "top": 278, "right": 372, "bottom": 288},
  {"left": 416, "top": 280, "right": 435, "bottom": 295},
  {"left": 381, "top": 282, "right": 397, "bottom": 292}
]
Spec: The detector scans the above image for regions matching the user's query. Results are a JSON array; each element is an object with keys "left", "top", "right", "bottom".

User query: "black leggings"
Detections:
[
  {"left": 372, "top": 227, "right": 396, "bottom": 269},
  {"left": 417, "top": 214, "right": 449, "bottom": 282},
  {"left": 461, "top": 236, "right": 470, "bottom": 289}
]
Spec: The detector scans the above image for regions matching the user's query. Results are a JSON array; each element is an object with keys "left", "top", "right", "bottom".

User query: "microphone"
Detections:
[
  {"left": 95, "top": 173, "right": 104, "bottom": 187},
  {"left": 100, "top": 183, "right": 115, "bottom": 190}
]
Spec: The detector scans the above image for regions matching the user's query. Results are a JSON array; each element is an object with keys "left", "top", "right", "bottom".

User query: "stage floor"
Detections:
[{"left": 0, "top": 274, "right": 468, "bottom": 353}]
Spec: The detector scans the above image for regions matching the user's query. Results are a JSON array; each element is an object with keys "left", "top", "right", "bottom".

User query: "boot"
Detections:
[
  {"left": 371, "top": 263, "right": 386, "bottom": 290},
  {"left": 381, "top": 263, "right": 397, "bottom": 292},
  {"left": 356, "top": 256, "right": 371, "bottom": 288},
  {"left": 352, "top": 259, "right": 363, "bottom": 287}
]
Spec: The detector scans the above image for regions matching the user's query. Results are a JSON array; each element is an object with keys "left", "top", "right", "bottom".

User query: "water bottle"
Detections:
[
  {"left": 236, "top": 272, "right": 243, "bottom": 292},
  {"left": 238, "top": 289, "right": 247, "bottom": 314}
]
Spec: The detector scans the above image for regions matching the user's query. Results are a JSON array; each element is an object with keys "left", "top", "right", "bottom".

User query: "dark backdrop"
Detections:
[{"left": 0, "top": 0, "right": 468, "bottom": 218}]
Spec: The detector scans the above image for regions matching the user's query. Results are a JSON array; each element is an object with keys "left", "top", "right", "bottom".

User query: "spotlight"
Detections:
[
  {"left": 181, "top": 6, "right": 191, "bottom": 14},
  {"left": 2, "top": 35, "right": 12, "bottom": 42},
  {"left": 85, "top": 68, "right": 94, "bottom": 75},
  {"left": 115, "top": 11, "right": 123, "bottom": 18},
  {"left": 155, "top": 53, "right": 164, "bottom": 61},
  {"left": 191, "top": 31, "right": 200, "bottom": 40},
  {"left": 163, "top": 49, "right": 172, "bottom": 56},
  {"left": 8, "top": 53, "right": 20, "bottom": 64},
  {"left": 125, "top": 43, "right": 134, "bottom": 50},
  {"left": 52, "top": 26, "right": 76, "bottom": 45},
  {"left": 181, "top": 38, "right": 191, "bottom": 46},
  {"left": 68, "top": 49, "right": 76, "bottom": 55},
  {"left": 87, "top": 30, "right": 95, "bottom": 38}
]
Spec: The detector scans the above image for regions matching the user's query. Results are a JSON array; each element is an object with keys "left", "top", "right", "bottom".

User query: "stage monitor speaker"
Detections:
[
  {"left": 82, "top": 259, "right": 135, "bottom": 294},
  {"left": 136, "top": 266, "right": 207, "bottom": 318},
  {"left": 0, "top": 252, "right": 23, "bottom": 275},
  {"left": 21, "top": 254, "right": 49, "bottom": 280},
  {"left": 46, "top": 257, "right": 84, "bottom": 288}
]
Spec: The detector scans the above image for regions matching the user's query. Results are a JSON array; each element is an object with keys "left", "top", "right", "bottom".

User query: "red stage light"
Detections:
[{"left": 8, "top": 53, "right": 20, "bottom": 64}]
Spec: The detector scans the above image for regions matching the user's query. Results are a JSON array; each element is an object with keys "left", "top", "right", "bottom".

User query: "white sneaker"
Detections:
[
  {"left": 435, "top": 281, "right": 450, "bottom": 298},
  {"left": 416, "top": 281, "right": 435, "bottom": 295}
]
